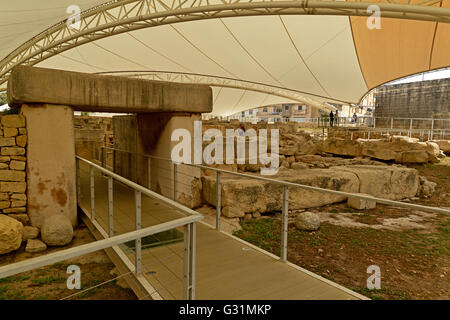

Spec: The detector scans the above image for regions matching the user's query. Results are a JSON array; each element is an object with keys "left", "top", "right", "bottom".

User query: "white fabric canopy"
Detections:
[{"left": 1, "top": 0, "right": 449, "bottom": 115}]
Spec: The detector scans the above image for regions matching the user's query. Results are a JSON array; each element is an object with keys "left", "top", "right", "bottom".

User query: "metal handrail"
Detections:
[
  {"left": 77, "top": 156, "right": 202, "bottom": 217},
  {"left": 0, "top": 215, "right": 202, "bottom": 280},
  {"left": 100, "top": 146, "right": 450, "bottom": 215},
  {"left": 98, "top": 146, "right": 449, "bottom": 264},
  {"left": 0, "top": 155, "right": 203, "bottom": 300}
]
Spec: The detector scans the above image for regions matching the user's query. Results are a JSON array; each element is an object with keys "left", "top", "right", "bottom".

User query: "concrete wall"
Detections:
[
  {"left": 22, "top": 104, "right": 77, "bottom": 227},
  {"left": 375, "top": 78, "right": 450, "bottom": 122}
]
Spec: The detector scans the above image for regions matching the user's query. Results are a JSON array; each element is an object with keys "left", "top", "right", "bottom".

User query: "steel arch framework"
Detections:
[
  {"left": 95, "top": 70, "right": 338, "bottom": 112},
  {"left": 1, "top": 0, "right": 449, "bottom": 97}
]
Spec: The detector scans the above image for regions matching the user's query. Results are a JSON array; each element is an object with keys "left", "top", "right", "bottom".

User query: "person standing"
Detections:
[
  {"left": 334, "top": 110, "right": 339, "bottom": 126},
  {"left": 329, "top": 111, "right": 334, "bottom": 127}
]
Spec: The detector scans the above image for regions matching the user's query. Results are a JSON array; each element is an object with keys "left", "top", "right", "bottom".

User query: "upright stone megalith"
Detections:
[{"left": 21, "top": 104, "right": 77, "bottom": 227}]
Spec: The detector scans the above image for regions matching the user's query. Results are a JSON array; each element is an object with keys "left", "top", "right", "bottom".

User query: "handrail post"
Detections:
[
  {"left": 90, "top": 165, "right": 95, "bottom": 221},
  {"left": 135, "top": 190, "right": 142, "bottom": 276},
  {"left": 147, "top": 157, "right": 151, "bottom": 190},
  {"left": 216, "top": 171, "right": 221, "bottom": 231},
  {"left": 101, "top": 146, "right": 105, "bottom": 168},
  {"left": 183, "top": 222, "right": 196, "bottom": 300},
  {"left": 173, "top": 162, "right": 178, "bottom": 201},
  {"left": 431, "top": 118, "right": 434, "bottom": 140},
  {"left": 108, "top": 176, "right": 114, "bottom": 237},
  {"left": 281, "top": 186, "right": 289, "bottom": 262},
  {"left": 409, "top": 118, "right": 413, "bottom": 137},
  {"left": 76, "top": 158, "right": 80, "bottom": 204}
]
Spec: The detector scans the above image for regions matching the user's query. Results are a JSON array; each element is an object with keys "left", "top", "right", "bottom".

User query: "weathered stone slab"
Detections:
[
  {"left": 430, "top": 140, "right": 450, "bottom": 153},
  {"left": 203, "top": 169, "right": 360, "bottom": 214},
  {"left": 334, "top": 165, "right": 419, "bottom": 200},
  {"left": 22, "top": 104, "right": 77, "bottom": 228},
  {"left": 321, "top": 138, "right": 441, "bottom": 163},
  {"left": 203, "top": 165, "right": 420, "bottom": 215},
  {"left": 8, "top": 66, "right": 213, "bottom": 113}
]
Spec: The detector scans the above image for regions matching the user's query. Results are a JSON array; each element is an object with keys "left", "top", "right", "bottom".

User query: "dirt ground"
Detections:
[
  {"left": 234, "top": 158, "right": 450, "bottom": 300},
  {"left": 0, "top": 225, "right": 137, "bottom": 300}
]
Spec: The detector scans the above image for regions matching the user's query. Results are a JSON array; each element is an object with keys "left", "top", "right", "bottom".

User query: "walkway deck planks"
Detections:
[{"left": 78, "top": 163, "right": 365, "bottom": 300}]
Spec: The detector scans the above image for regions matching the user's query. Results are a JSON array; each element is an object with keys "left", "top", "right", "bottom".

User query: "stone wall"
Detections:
[
  {"left": 0, "top": 114, "right": 27, "bottom": 221},
  {"left": 375, "top": 78, "right": 450, "bottom": 122},
  {"left": 74, "top": 115, "right": 113, "bottom": 162}
]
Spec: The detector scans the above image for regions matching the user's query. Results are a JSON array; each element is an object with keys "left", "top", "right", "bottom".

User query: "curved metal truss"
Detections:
[
  {"left": 1, "top": 0, "right": 449, "bottom": 89},
  {"left": 95, "top": 70, "right": 338, "bottom": 111}
]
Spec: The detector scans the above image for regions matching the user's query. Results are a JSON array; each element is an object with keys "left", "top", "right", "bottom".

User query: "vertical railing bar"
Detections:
[
  {"left": 183, "top": 223, "right": 191, "bottom": 300},
  {"left": 76, "top": 158, "right": 81, "bottom": 204},
  {"left": 135, "top": 190, "right": 142, "bottom": 276},
  {"left": 173, "top": 162, "right": 177, "bottom": 201},
  {"left": 216, "top": 171, "right": 221, "bottom": 231},
  {"left": 90, "top": 165, "right": 95, "bottom": 221},
  {"left": 108, "top": 176, "right": 114, "bottom": 237},
  {"left": 281, "top": 186, "right": 289, "bottom": 262},
  {"left": 431, "top": 118, "right": 434, "bottom": 140},
  {"left": 101, "top": 146, "right": 105, "bottom": 168},
  {"left": 189, "top": 222, "right": 196, "bottom": 300},
  {"left": 147, "top": 156, "right": 151, "bottom": 190}
]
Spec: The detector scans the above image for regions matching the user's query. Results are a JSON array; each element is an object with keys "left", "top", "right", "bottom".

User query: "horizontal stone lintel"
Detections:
[{"left": 8, "top": 66, "right": 213, "bottom": 113}]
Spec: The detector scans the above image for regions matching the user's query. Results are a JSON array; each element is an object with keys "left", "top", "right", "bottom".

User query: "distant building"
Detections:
[{"left": 229, "top": 103, "right": 319, "bottom": 123}]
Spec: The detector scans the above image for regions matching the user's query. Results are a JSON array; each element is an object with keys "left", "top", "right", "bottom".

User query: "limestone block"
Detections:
[
  {"left": 347, "top": 195, "right": 376, "bottom": 210},
  {"left": 0, "top": 181, "right": 26, "bottom": 193},
  {"left": 0, "top": 156, "right": 10, "bottom": 162},
  {"left": 3, "top": 127, "right": 18, "bottom": 137},
  {"left": 1, "top": 147, "right": 25, "bottom": 156},
  {"left": 9, "top": 160, "right": 25, "bottom": 171},
  {"left": 22, "top": 104, "right": 77, "bottom": 228},
  {"left": 0, "top": 201, "right": 10, "bottom": 209},
  {"left": 25, "top": 239, "right": 47, "bottom": 253},
  {"left": 0, "top": 137, "right": 16, "bottom": 146},
  {"left": 41, "top": 215, "right": 73, "bottom": 246},
  {"left": 0, "top": 193, "right": 8, "bottom": 201},
  {"left": 7, "top": 214, "right": 29, "bottom": 225},
  {"left": 0, "top": 163, "right": 8, "bottom": 169},
  {"left": 1, "top": 115, "right": 26, "bottom": 128},
  {"left": 23, "top": 226, "right": 39, "bottom": 241},
  {"left": 18, "top": 128, "right": 27, "bottom": 135},
  {"left": 3, "top": 207, "right": 26, "bottom": 213},
  {"left": 11, "top": 200, "right": 26, "bottom": 208},
  {"left": 11, "top": 156, "right": 26, "bottom": 161},
  {"left": 0, "top": 214, "right": 23, "bottom": 254},
  {"left": 222, "top": 206, "right": 245, "bottom": 218},
  {"left": 399, "top": 150, "right": 429, "bottom": 163},
  {"left": 16, "top": 135, "right": 27, "bottom": 147},
  {"left": 334, "top": 165, "right": 419, "bottom": 200},
  {"left": 11, "top": 193, "right": 26, "bottom": 200},
  {"left": 0, "top": 170, "right": 26, "bottom": 181}
]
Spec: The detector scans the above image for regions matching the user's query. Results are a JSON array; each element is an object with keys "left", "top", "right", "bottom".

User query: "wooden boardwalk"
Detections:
[{"left": 78, "top": 162, "right": 365, "bottom": 300}]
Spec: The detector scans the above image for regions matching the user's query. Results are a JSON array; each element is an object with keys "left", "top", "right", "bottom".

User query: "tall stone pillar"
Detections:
[{"left": 21, "top": 104, "right": 77, "bottom": 227}]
